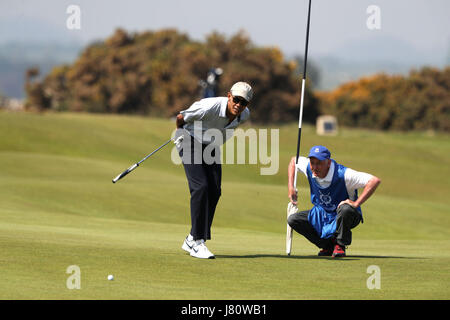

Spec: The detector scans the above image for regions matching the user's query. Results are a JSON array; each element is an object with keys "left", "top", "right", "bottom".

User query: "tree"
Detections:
[
  {"left": 26, "top": 28, "right": 319, "bottom": 124},
  {"left": 318, "top": 67, "right": 450, "bottom": 132},
  {"left": 24, "top": 67, "right": 50, "bottom": 111}
]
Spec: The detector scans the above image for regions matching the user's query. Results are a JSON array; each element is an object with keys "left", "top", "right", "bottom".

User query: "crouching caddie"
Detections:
[{"left": 287, "top": 145, "right": 381, "bottom": 257}]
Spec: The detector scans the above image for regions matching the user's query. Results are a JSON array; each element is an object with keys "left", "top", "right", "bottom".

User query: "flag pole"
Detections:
[{"left": 287, "top": 0, "right": 312, "bottom": 255}]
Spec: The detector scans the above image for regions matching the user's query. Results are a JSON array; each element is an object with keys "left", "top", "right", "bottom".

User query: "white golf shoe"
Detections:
[
  {"left": 190, "top": 240, "right": 215, "bottom": 259},
  {"left": 181, "top": 235, "right": 195, "bottom": 253}
]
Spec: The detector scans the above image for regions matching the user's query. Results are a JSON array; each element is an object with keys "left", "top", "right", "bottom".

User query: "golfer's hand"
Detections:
[
  {"left": 338, "top": 199, "right": 358, "bottom": 208},
  {"left": 176, "top": 114, "right": 185, "bottom": 128},
  {"left": 288, "top": 187, "right": 298, "bottom": 205},
  {"left": 174, "top": 136, "right": 183, "bottom": 149},
  {"left": 174, "top": 128, "right": 185, "bottom": 149}
]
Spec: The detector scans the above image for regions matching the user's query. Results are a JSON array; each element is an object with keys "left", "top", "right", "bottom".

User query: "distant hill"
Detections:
[
  {"left": 330, "top": 34, "right": 444, "bottom": 65},
  {"left": 0, "top": 42, "right": 82, "bottom": 98},
  {"left": 0, "top": 16, "right": 83, "bottom": 45},
  {"left": 313, "top": 34, "right": 448, "bottom": 90},
  {"left": 313, "top": 56, "right": 419, "bottom": 90}
]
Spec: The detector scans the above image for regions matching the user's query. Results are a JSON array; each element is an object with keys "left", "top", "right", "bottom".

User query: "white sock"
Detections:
[
  {"left": 187, "top": 234, "right": 194, "bottom": 241},
  {"left": 195, "top": 239, "right": 205, "bottom": 245}
]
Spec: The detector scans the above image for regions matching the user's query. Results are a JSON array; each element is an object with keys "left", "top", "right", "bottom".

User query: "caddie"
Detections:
[{"left": 287, "top": 145, "right": 381, "bottom": 257}]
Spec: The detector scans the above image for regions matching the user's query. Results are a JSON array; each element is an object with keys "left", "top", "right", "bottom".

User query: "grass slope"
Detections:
[{"left": 0, "top": 111, "right": 449, "bottom": 299}]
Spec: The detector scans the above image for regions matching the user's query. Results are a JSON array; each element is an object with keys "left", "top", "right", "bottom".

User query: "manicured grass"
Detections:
[{"left": 0, "top": 111, "right": 448, "bottom": 299}]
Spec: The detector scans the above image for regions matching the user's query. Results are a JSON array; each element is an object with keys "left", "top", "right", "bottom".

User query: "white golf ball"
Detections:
[{"left": 107, "top": 274, "right": 114, "bottom": 281}]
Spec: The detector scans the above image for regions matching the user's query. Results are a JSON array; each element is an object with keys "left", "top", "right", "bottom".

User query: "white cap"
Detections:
[{"left": 230, "top": 82, "right": 253, "bottom": 102}]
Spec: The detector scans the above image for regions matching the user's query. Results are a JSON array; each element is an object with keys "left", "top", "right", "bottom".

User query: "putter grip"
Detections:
[{"left": 112, "top": 163, "right": 138, "bottom": 183}]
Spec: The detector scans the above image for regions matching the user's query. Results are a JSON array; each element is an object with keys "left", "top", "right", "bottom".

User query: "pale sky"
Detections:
[{"left": 1, "top": 0, "right": 449, "bottom": 63}]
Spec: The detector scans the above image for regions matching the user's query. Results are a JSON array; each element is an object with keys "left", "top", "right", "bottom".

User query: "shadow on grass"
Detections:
[
  {"left": 215, "top": 254, "right": 422, "bottom": 260},
  {"left": 349, "top": 255, "right": 424, "bottom": 259}
]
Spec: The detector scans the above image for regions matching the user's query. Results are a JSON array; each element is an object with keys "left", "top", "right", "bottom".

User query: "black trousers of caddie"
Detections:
[
  {"left": 179, "top": 136, "right": 221, "bottom": 241},
  {"left": 287, "top": 204, "right": 362, "bottom": 248}
]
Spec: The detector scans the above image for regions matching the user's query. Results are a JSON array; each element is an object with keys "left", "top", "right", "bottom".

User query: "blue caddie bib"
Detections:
[{"left": 306, "top": 160, "right": 363, "bottom": 239}]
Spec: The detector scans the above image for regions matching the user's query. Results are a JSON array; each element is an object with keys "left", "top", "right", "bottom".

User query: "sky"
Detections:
[{"left": 0, "top": 0, "right": 449, "bottom": 63}]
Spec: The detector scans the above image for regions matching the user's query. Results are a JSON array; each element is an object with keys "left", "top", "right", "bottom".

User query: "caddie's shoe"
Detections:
[
  {"left": 318, "top": 247, "right": 333, "bottom": 256},
  {"left": 190, "top": 240, "right": 215, "bottom": 259},
  {"left": 318, "top": 238, "right": 336, "bottom": 256},
  {"left": 332, "top": 244, "right": 346, "bottom": 258},
  {"left": 181, "top": 235, "right": 195, "bottom": 253}
]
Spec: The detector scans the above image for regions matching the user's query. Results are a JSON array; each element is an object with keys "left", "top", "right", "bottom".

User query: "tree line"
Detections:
[
  {"left": 318, "top": 67, "right": 450, "bottom": 132},
  {"left": 25, "top": 28, "right": 318, "bottom": 124},
  {"left": 25, "top": 28, "right": 449, "bottom": 132}
]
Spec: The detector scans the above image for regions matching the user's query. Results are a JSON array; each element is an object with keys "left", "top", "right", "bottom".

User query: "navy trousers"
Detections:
[{"left": 180, "top": 136, "right": 221, "bottom": 241}]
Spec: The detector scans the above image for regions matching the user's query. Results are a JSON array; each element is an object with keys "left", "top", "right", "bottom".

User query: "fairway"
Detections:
[{"left": 0, "top": 111, "right": 449, "bottom": 300}]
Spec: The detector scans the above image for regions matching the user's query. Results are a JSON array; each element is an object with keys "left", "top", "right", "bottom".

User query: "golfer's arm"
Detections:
[{"left": 354, "top": 176, "right": 381, "bottom": 207}]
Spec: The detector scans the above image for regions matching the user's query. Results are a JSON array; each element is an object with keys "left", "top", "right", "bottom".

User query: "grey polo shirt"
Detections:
[{"left": 180, "top": 97, "right": 250, "bottom": 145}]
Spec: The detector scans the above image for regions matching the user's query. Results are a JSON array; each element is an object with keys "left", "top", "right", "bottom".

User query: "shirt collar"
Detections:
[{"left": 219, "top": 98, "right": 228, "bottom": 118}]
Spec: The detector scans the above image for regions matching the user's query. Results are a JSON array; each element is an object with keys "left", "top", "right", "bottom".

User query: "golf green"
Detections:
[{"left": 0, "top": 111, "right": 449, "bottom": 299}]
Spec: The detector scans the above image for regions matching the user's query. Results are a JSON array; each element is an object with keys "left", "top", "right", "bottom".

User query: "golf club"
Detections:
[
  {"left": 112, "top": 135, "right": 184, "bottom": 183},
  {"left": 287, "top": 0, "right": 312, "bottom": 255}
]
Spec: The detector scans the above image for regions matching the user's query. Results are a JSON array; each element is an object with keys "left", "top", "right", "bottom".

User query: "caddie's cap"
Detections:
[
  {"left": 308, "top": 145, "right": 331, "bottom": 160},
  {"left": 230, "top": 82, "right": 253, "bottom": 102}
]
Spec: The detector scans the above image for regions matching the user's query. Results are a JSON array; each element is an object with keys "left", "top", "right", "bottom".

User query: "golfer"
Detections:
[
  {"left": 287, "top": 145, "right": 381, "bottom": 257},
  {"left": 175, "top": 82, "right": 253, "bottom": 259}
]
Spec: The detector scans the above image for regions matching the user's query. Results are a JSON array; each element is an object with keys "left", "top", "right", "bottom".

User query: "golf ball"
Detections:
[{"left": 107, "top": 274, "right": 114, "bottom": 281}]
